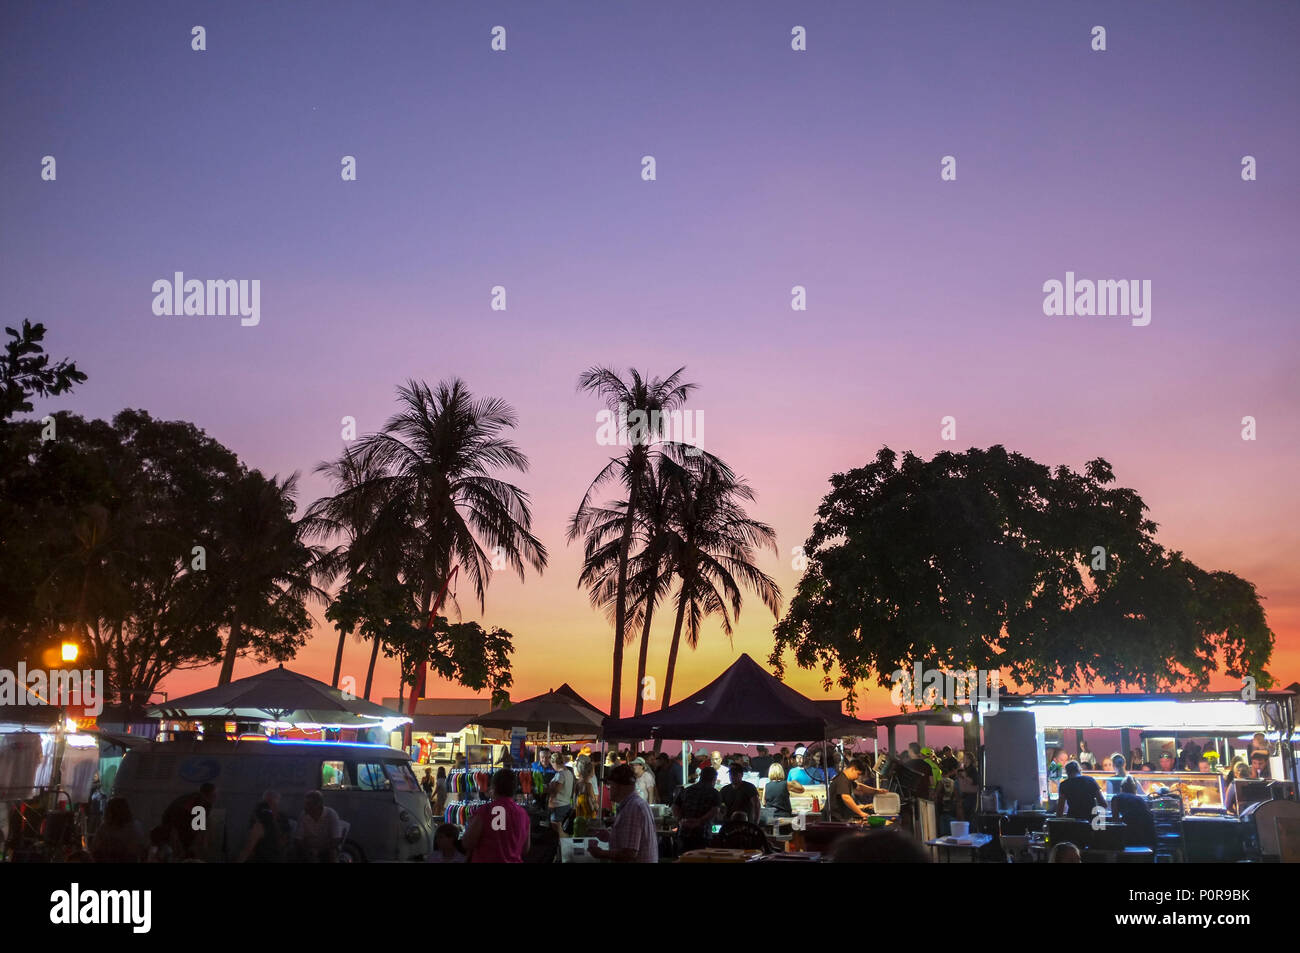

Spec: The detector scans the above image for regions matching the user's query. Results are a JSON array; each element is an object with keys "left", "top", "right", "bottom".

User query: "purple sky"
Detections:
[{"left": 3, "top": 1, "right": 1298, "bottom": 714}]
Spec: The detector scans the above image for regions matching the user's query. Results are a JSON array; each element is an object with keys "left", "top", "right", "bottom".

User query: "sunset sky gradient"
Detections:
[{"left": 3, "top": 1, "right": 1297, "bottom": 720}]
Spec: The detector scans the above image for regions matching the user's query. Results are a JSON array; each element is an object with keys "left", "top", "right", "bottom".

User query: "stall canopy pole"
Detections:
[{"left": 822, "top": 728, "right": 830, "bottom": 821}]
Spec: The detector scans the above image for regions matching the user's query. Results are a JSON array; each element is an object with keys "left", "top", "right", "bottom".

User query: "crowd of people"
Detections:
[
  {"left": 1047, "top": 731, "right": 1277, "bottom": 815},
  {"left": 63, "top": 782, "right": 348, "bottom": 863}
]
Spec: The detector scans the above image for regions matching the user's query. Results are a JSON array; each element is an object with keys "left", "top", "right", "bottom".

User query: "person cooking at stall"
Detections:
[
  {"left": 1109, "top": 777, "right": 1156, "bottom": 848},
  {"left": 1056, "top": 761, "right": 1106, "bottom": 822},
  {"left": 829, "top": 759, "right": 881, "bottom": 822}
]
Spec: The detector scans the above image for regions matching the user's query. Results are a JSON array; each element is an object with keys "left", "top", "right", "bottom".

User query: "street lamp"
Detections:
[{"left": 49, "top": 641, "right": 78, "bottom": 813}]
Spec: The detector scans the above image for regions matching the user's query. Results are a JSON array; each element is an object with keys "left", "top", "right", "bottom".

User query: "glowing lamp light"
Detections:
[{"left": 61, "top": 642, "right": 78, "bottom": 663}]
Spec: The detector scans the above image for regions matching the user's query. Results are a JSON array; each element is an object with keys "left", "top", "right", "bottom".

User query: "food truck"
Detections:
[{"left": 983, "top": 688, "right": 1299, "bottom": 861}]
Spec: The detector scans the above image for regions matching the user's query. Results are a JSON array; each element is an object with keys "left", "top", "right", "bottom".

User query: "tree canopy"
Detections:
[
  {"left": 0, "top": 410, "right": 316, "bottom": 705},
  {"left": 1, "top": 320, "right": 87, "bottom": 421},
  {"left": 770, "top": 446, "right": 1274, "bottom": 704}
]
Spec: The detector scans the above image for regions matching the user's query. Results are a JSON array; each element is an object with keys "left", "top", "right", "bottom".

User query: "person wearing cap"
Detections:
[
  {"left": 630, "top": 757, "right": 657, "bottom": 804},
  {"left": 588, "top": 764, "right": 658, "bottom": 863},
  {"left": 787, "top": 748, "right": 814, "bottom": 786}
]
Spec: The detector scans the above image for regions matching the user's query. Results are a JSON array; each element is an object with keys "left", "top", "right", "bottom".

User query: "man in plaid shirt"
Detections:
[{"left": 589, "top": 764, "right": 659, "bottom": 863}]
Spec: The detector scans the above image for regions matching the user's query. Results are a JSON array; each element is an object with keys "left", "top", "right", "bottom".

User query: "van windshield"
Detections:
[
  {"left": 315, "top": 759, "right": 420, "bottom": 792},
  {"left": 355, "top": 762, "right": 390, "bottom": 791},
  {"left": 382, "top": 762, "right": 419, "bottom": 793}
]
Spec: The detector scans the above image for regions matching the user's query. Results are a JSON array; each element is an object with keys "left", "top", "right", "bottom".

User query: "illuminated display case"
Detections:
[{"left": 1084, "top": 771, "right": 1225, "bottom": 809}]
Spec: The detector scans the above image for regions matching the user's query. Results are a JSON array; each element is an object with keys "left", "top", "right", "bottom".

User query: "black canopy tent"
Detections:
[
  {"left": 550, "top": 682, "right": 607, "bottom": 718},
  {"left": 602, "top": 654, "right": 876, "bottom": 823},
  {"left": 601, "top": 653, "right": 874, "bottom": 742},
  {"left": 476, "top": 690, "right": 607, "bottom": 741}
]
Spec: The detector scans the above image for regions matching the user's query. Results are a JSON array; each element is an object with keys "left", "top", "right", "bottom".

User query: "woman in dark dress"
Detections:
[{"left": 763, "top": 763, "right": 802, "bottom": 816}]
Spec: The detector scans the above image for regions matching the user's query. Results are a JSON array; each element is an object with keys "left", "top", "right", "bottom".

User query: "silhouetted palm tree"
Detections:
[
  {"left": 572, "top": 454, "right": 679, "bottom": 718},
  {"left": 570, "top": 367, "right": 696, "bottom": 716},
  {"left": 657, "top": 456, "right": 782, "bottom": 711},
  {"left": 310, "top": 379, "right": 547, "bottom": 698},
  {"left": 303, "top": 445, "right": 408, "bottom": 689}
]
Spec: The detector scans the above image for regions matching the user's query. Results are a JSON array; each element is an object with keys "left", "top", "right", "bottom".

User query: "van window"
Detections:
[
  {"left": 355, "top": 762, "right": 391, "bottom": 791},
  {"left": 383, "top": 762, "right": 419, "bottom": 793},
  {"left": 322, "top": 760, "right": 347, "bottom": 789}
]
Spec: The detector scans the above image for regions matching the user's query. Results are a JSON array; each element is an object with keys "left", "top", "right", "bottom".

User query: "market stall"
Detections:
[
  {"left": 150, "top": 665, "right": 411, "bottom": 740},
  {"left": 990, "top": 688, "right": 1299, "bottom": 861},
  {"left": 602, "top": 653, "right": 876, "bottom": 841}
]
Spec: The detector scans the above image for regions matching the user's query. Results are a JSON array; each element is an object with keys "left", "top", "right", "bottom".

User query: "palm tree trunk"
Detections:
[
  {"left": 330, "top": 630, "right": 346, "bottom": 688},
  {"left": 218, "top": 611, "right": 243, "bottom": 685},
  {"left": 652, "top": 594, "right": 689, "bottom": 755},
  {"left": 633, "top": 593, "right": 657, "bottom": 717},
  {"left": 113, "top": 622, "right": 129, "bottom": 707},
  {"left": 610, "top": 466, "right": 643, "bottom": 716},
  {"left": 363, "top": 634, "right": 381, "bottom": 700}
]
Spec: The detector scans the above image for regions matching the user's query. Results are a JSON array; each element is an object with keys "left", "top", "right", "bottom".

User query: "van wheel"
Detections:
[{"left": 339, "top": 840, "right": 366, "bottom": 863}]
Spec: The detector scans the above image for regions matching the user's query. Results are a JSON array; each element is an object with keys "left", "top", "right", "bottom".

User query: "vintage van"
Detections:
[{"left": 113, "top": 737, "right": 432, "bottom": 862}]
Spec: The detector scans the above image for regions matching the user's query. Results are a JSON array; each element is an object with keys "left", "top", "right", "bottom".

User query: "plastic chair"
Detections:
[
  {"left": 712, "top": 821, "right": 773, "bottom": 853},
  {"left": 1000, "top": 834, "right": 1031, "bottom": 863}
]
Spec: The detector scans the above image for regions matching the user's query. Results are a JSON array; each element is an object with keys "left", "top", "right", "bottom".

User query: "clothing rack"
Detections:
[
  {"left": 443, "top": 800, "right": 489, "bottom": 826},
  {"left": 447, "top": 766, "right": 543, "bottom": 798}
]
